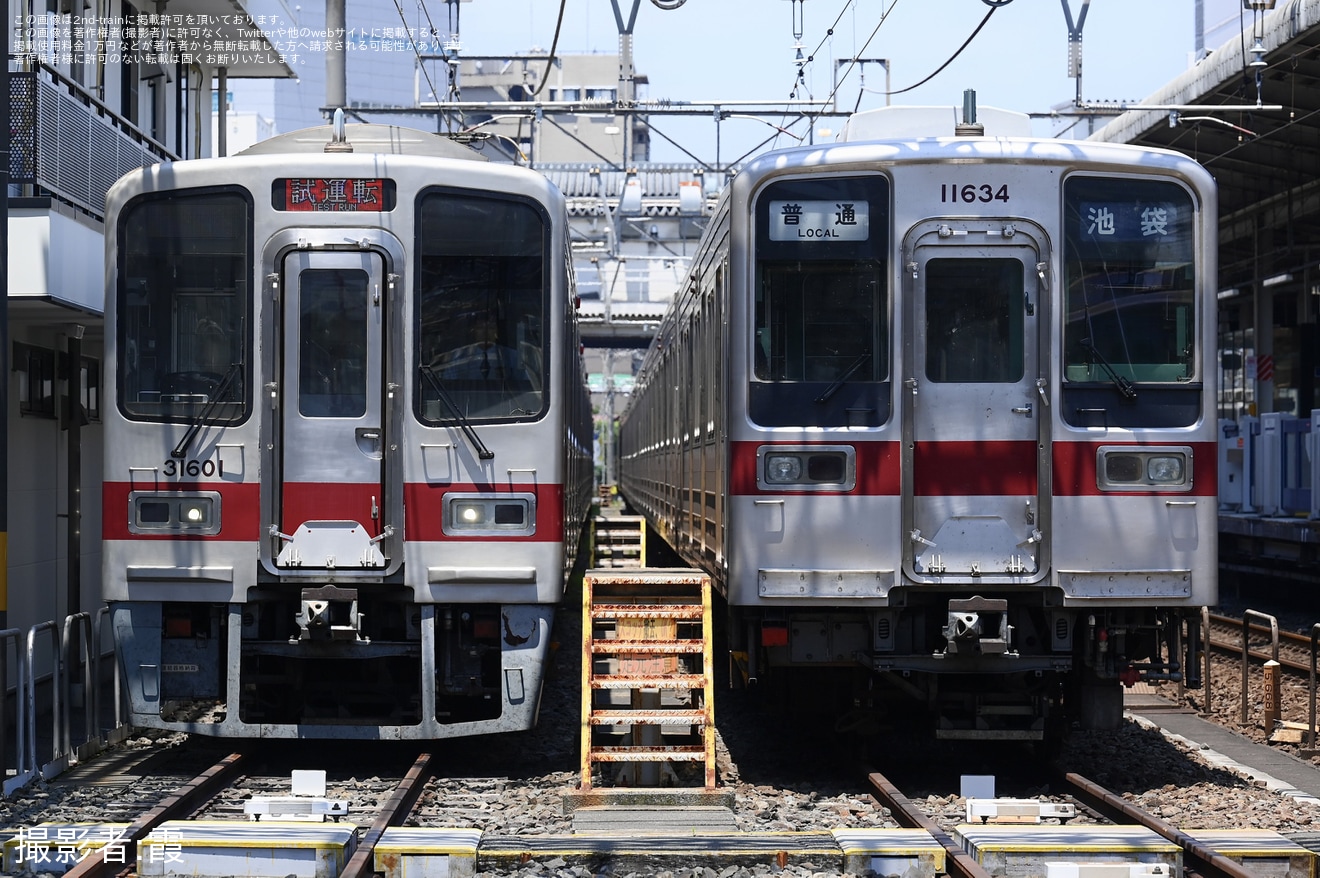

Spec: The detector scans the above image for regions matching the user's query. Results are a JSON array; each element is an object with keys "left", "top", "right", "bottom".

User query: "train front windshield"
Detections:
[
  {"left": 116, "top": 189, "right": 252, "bottom": 423},
  {"left": 415, "top": 190, "right": 549, "bottom": 423},
  {"left": 750, "top": 176, "right": 890, "bottom": 427},
  {"left": 1062, "top": 177, "right": 1198, "bottom": 390}
]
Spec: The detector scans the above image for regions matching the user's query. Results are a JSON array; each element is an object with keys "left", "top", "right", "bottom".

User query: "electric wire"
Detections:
[
  {"left": 786, "top": 0, "right": 857, "bottom": 99},
  {"left": 791, "top": 1, "right": 899, "bottom": 144},
  {"left": 530, "top": 0, "right": 569, "bottom": 97},
  {"left": 884, "top": 0, "right": 1007, "bottom": 98},
  {"left": 390, "top": 0, "right": 442, "bottom": 119}
]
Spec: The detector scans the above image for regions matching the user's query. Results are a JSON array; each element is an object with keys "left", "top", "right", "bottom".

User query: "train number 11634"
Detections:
[{"left": 941, "top": 183, "right": 1010, "bottom": 204}]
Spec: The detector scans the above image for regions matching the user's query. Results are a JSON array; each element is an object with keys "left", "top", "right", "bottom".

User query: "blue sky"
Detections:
[{"left": 446, "top": 0, "right": 1203, "bottom": 162}]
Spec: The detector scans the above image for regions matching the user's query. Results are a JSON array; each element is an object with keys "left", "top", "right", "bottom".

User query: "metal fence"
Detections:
[{"left": 2, "top": 609, "right": 128, "bottom": 797}]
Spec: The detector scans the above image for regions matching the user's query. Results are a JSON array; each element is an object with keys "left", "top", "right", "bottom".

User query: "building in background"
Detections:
[{"left": 4, "top": 0, "right": 292, "bottom": 638}]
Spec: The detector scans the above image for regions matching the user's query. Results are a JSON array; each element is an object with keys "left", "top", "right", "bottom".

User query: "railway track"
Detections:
[
  {"left": 869, "top": 765, "right": 1281, "bottom": 878},
  {"left": 1207, "top": 611, "right": 1320, "bottom": 675},
  {"left": 51, "top": 749, "right": 435, "bottom": 878}
]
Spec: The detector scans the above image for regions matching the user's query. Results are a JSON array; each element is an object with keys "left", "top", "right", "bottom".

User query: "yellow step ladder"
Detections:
[
  {"left": 590, "top": 515, "right": 647, "bottom": 568},
  {"left": 580, "top": 569, "right": 715, "bottom": 790}
]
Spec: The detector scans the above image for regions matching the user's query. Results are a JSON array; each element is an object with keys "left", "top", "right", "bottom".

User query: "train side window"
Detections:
[{"left": 116, "top": 188, "right": 252, "bottom": 424}]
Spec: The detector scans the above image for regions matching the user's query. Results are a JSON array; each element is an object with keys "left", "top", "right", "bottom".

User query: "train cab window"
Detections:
[
  {"left": 415, "top": 190, "right": 549, "bottom": 424},
  {"left": 924, "top": 258, "right": 1024, "bottom": 383},
  {"left": 117, "top": 188, "right": 252, "bottom": 423},
  {"left": 750, "top": 175, "right": 890, "bottom": 428},
  {"left": 1061, "top": 176, "right": 1199, "bottom": 427}
]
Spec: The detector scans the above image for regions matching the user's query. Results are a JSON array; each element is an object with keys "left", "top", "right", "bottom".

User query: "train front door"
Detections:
[
  {"left": 277, "top": 249, "right": 389, "bottom": 569},
  {"left": 901, "top": 223, "right": 1050, "bottom": 584}
]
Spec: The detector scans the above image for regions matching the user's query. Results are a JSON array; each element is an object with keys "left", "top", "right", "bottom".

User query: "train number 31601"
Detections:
[{"left": 162, "top": 458, "right": 223, "bottom": 478}]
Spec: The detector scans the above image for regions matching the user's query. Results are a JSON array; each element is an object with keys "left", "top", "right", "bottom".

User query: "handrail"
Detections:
[
  {"left": 2, "top": 628, "right": 33, "bottom": 795},
  {"left": 61, "top": 612, "right": 96, "bottom": 758},
  {"left": 1240, "top": 610, "right": 1279, "bottom": 724},
  {"left": 1309, "top": 622, "right": 1320, "bottom": 747},
  {"left": 1201, "top": 606, "right": 1214, "bottom": 715},
  {"left": 96, "top": 606, "right": 130, "bottom": 743},
  {"left": 4, "top": 611, "right": 128, "bottom": 798},
  {"left": 26, "top": 620, "right": 62, "bottom": 780}
]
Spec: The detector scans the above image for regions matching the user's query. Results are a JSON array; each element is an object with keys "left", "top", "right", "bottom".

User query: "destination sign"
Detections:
[
  {"left": 274, "top": 178, "right": 395, "bottom": 212},
  {"left": 1078, "top": 201, "right": 1183, "bottom": 242},
  {"left": 769, "top": 200, "right": 869, "bottom": 242}
]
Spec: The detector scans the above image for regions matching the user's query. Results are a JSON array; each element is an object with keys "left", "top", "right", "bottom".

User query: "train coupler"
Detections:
[
  {"left": 944, "top": 596, "right": 1013, "bottom": 656},
  {"left": 294, "top": 585, "right": 365, "bottom": 642}
]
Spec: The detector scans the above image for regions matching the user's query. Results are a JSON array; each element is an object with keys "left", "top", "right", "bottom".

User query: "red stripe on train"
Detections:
[
  {"left": 103, "top": 481, "right": 567, "bottom": 542},
  {"left": 102, "top": 481, "right": 262, "bottom": 541},
  {"left": 1052, "top": 441, "right": 1218, "bottom": 496},
  {"left": 913, "top": 440, "right": 1038, "bottom": 496},
  {"left": 282, "top": 481, "right": 382, "bottom": 537},
  {"left": 403, "top": 482, "right": 565, "bottom": 542},
  {"left": 730, "top": 441, "right": 900, "bottom": 495},
  {"left": 730, "top": 440, "right": 1217, "bottom": 497}
]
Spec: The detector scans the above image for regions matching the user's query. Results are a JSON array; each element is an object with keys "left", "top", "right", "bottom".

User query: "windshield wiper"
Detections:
[
  {"left": 172, "top": 362, "right": 244, "bottom": 459},
  {"left": 1079, "top": 338, "right": 1137, "bottom": 402},
  {"left": 814, "top": 352, "right": 871, "bottom": 404},
  {"left": 419, "top": 365, "right": 495, "bottom": 460}
]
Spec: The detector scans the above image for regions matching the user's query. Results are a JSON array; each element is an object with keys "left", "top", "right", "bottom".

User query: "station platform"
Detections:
[{"left": 1124, "top": 687, "right": 1320, "bottom": 805}]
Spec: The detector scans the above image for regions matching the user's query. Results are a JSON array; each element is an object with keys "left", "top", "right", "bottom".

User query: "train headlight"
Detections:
[
  {"left": 455, "top": 501, "right": 488, "bottom": 525},
  {"left": 129, "top": 492, "right": 222, "bottom": 535},
  {"left": 443, "top": 493, "right": 537, "bottom": 536},
  {"left": 1146, "top": 455, "right": 1185, "bottom": 483},
  {"left": 756, "top": 445, "right": 857, "bottom": 491},
  {"left": 765, "top": 455, "right": 803, "bottom": 483},
  {"left": 1096, "top": 447, "right": 1191, "bottom": 491}
]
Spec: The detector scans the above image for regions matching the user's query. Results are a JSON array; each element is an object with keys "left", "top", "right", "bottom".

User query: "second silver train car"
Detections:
[
  {"left": 102, "top": 121, "right": 593, "bottom": 739},
  {"left": 619, "top": 107, "right": 1217, "bottom": 740}
]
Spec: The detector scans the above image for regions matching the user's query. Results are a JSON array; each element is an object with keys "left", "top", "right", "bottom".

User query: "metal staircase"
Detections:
[
  {"left": 579, "top": 569, "right": 715, "bottom": 790},
  {"left": 590, "top": 514, "right": 647, "bottom": 568}
]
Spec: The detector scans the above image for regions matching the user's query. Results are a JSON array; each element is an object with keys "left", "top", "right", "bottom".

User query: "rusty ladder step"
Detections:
[{"left": 581, "top": 569, "right": 716, "bottom": 792}]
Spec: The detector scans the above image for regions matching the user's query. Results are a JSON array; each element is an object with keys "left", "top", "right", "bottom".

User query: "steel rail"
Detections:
[
  {"left": 338, "top": 751, "right": 436, "bottom": 878},
  {"left": 62, "top": 751, "right": 248, "bottom": 878},
  {"left": 1063, "top": 771, "right": 1256, "bottom": 878},
  {"left": 867, "top": 770, "right": 993, "bottom": 878},
  {"left": 1207, "top": 612, "right": 1309, "bottom": 673}
]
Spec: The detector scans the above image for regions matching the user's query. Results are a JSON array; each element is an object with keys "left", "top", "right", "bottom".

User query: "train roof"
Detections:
[
  {"left": 839, "top": 105, "right": 1032, "bottom": 141},
  {"left": 236, "top": 122, "right": 488, "bottom": 161}
]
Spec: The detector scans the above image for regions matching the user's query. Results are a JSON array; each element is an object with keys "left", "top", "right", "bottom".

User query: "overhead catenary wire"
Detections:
[
  {"left": 390, "top": 0, "right": 443, "bottom": 120},
  {"left": 531, "top": 0, "right": 569, "bottom": 97},
  {"left": 786, "top": 0, "right": 856, "bottom": 99},
  {"left": 884, "top": 0, "right": 1011, "bottom": 98}
]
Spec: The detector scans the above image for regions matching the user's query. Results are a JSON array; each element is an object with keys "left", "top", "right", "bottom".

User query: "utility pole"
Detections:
[
  {"left": 1060, "top": 0, "right": 1091, "bottom": 110},
  {"left": 609, "top": 0, "right": 641, "bottom": 168}
]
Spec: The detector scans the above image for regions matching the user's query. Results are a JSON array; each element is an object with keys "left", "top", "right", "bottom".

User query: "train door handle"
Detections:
[
  {"left": 1011, "top": 403, "right": 1033, "bottom": 418},
  {"left": 355, "top": 427, "right": 384, "bottom": 458}
]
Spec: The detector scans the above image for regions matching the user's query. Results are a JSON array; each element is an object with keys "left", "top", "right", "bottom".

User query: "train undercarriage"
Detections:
[
  {"left": 112, "top": 588, "right": 553, "bottom": 739},
  {"left": 733, "top": 595, "right": 1204, "bottom": 741}
]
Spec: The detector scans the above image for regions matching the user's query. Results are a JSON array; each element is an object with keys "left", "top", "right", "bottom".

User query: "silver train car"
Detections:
[
  {"left": 619, "top": 107, "right": 1217, "bottom": 740},
  {"left": 102, "top": 121, "right": 594, "bottom": 739}
]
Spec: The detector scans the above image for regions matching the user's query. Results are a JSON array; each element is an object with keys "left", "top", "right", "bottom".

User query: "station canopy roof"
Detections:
[{"left": 1089, "top": 0, "right": 1320, "bottom": 293}]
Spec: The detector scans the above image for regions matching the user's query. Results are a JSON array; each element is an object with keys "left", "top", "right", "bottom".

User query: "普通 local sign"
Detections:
[{"left": 769, "top": 200, "right": 869, "bottom": 241}]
